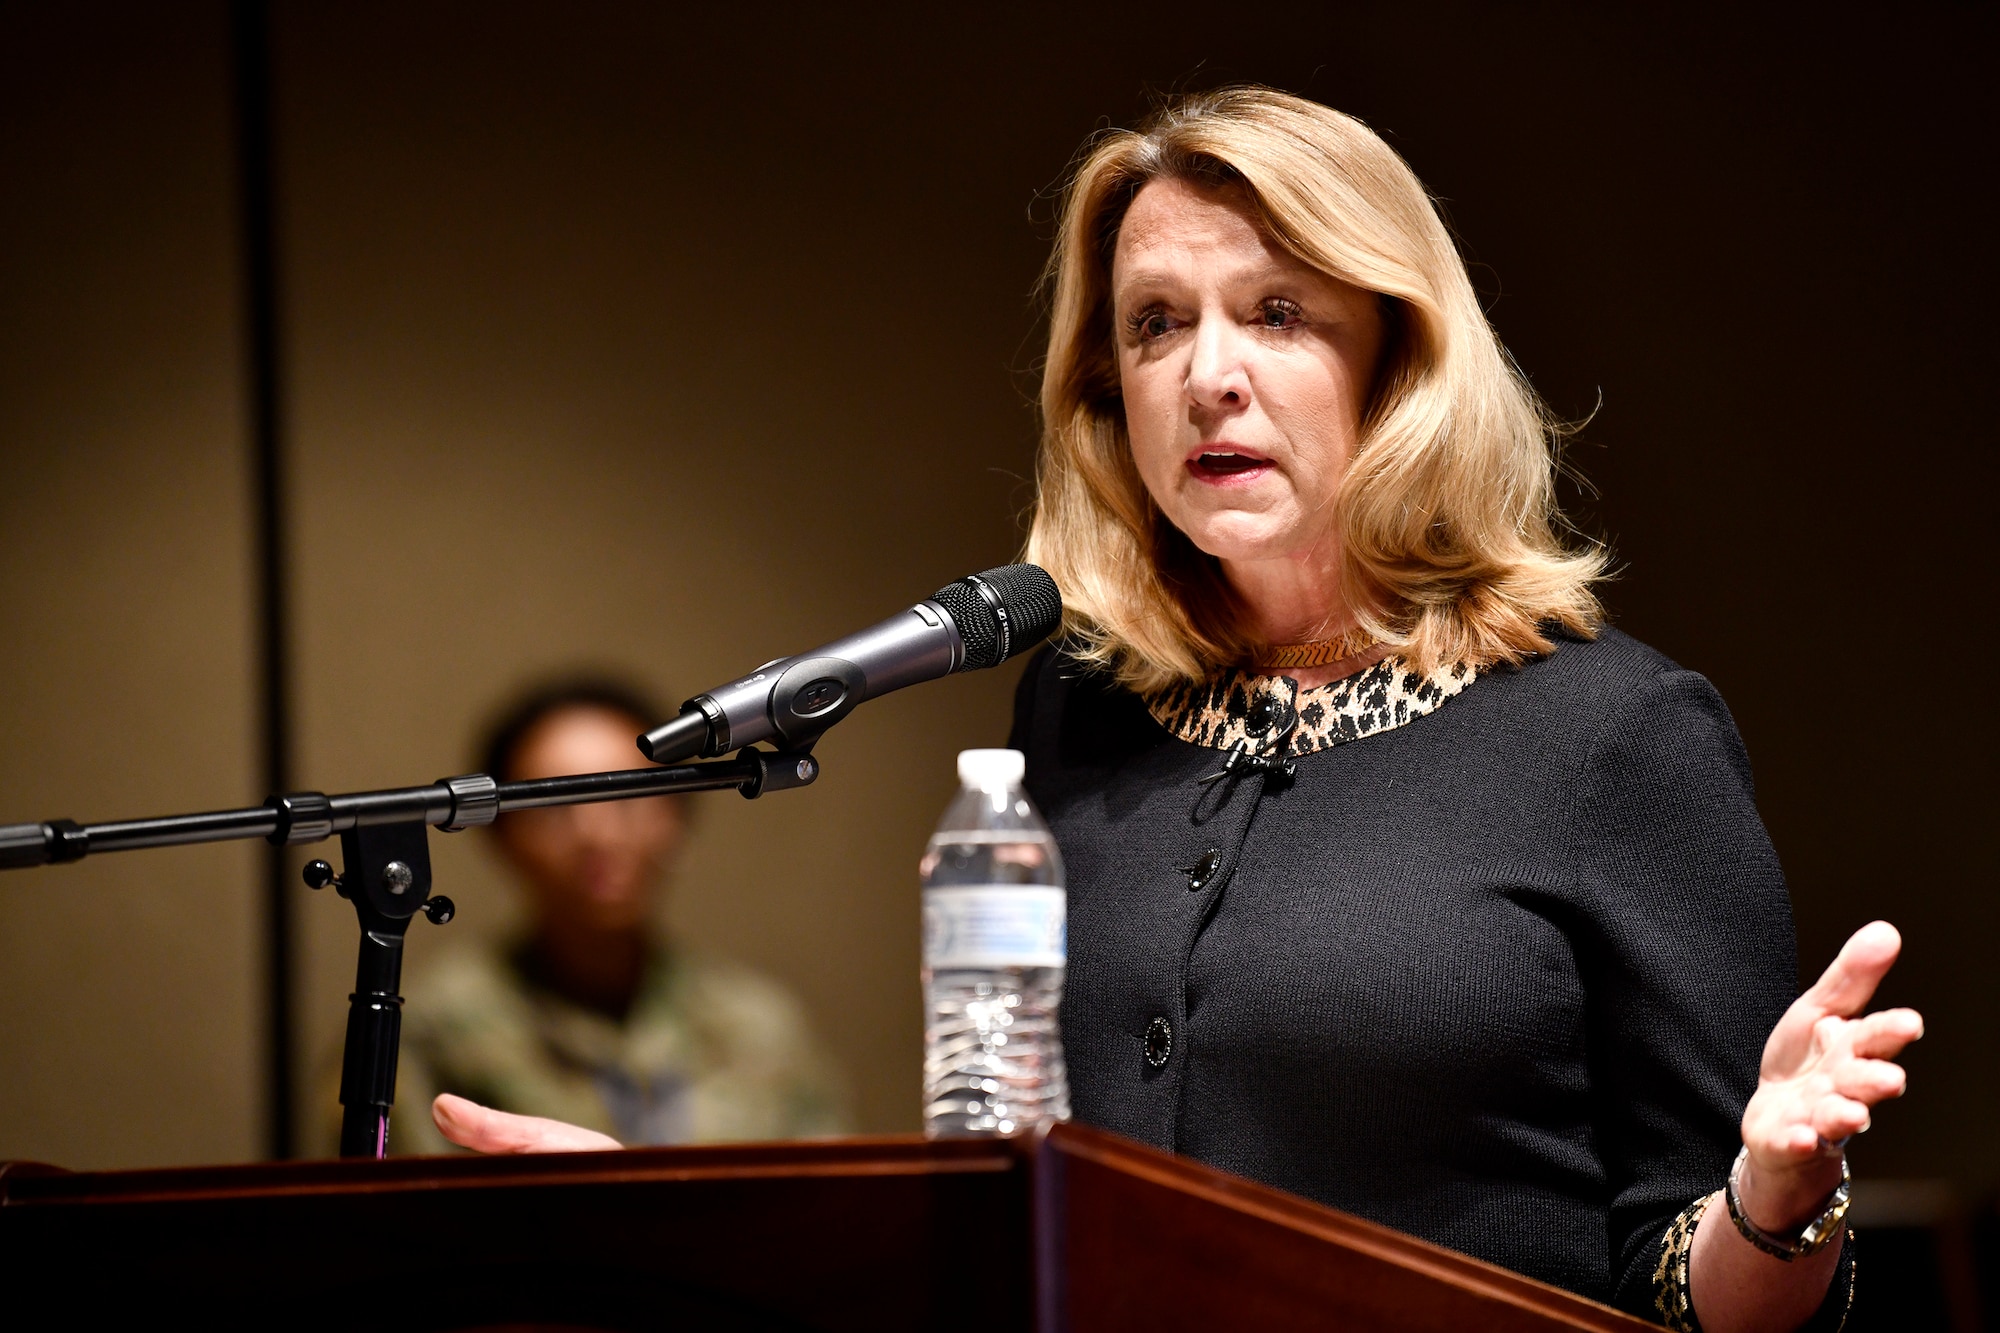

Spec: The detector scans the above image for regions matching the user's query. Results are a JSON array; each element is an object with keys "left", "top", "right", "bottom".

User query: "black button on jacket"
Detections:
[{"left": 1009, "top": 628, "right": 1800, "bottom": 1318}]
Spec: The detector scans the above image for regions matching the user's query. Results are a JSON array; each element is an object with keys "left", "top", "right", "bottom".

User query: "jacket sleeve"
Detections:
[{"left": 1558, "top": 667, "right": 1814, "bottom": 1318}]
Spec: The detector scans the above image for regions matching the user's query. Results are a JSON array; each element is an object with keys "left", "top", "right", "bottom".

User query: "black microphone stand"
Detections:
[{"left": 0, "top": 746, "right": 821, "bottom": 1159}]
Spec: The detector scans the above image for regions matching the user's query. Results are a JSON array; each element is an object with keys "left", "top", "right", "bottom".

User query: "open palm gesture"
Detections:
[{"left": 1737, "top": 921, "right": 1923, "bottom": 1222}]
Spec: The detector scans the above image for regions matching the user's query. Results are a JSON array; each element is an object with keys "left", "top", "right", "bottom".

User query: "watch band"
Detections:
[{"left": 1725, "top": 1145, "right": 1851, "bottom": 1262}]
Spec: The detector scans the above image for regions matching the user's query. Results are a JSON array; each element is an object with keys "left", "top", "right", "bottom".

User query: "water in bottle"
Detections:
[{"left": 921, "top": 748, "right": 1069, "bottom": 1137}]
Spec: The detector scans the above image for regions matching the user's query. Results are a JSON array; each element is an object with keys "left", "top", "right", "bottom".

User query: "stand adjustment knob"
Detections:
[
  {"left": 302, "top": 860, "right": 340, "bottom": 892},
  {"left": 421, "top": 895, "right": 456, "bottom": 925}
]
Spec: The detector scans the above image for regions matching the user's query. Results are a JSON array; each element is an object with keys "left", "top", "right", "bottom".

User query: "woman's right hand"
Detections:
[{"left": 431, "top": 1093, "right": 623, "bottom": 1154}]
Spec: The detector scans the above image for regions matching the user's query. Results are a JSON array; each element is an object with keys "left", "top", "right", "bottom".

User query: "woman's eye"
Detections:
[
  {"left": 1124, "top": 304, "right": 1179, "bottom": 342},
  {"left": 1259, "top": 302, "right": 1302, "bottom": 330}
]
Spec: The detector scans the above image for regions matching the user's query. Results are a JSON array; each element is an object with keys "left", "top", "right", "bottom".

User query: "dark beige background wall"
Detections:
[
  {"left": 2, "top": 2, "right": 1993, "bottom": 1184},
  {"left": 0, "top": 7, "right": 259, "bottom": 1167}
]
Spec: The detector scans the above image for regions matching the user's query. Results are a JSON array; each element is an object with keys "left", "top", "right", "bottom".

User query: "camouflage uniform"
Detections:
[{"left": 338, "top": 940, "right": 850, "bottom": 1156}]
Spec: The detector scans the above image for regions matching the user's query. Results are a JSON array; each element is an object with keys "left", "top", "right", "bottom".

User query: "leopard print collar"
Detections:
[{"left": 1145, "top": 656, "right": 1477, "bottom": 756}]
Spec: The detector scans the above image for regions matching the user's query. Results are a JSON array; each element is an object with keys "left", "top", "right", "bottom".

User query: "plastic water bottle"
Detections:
[{"left": 921, "top": 748, "right": 1069, "bottom": 1137}]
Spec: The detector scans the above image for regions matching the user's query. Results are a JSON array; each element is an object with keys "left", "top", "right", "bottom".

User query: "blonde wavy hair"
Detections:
[{"left": 1025, "top": 88, "right": 1605, "bottom": 693}]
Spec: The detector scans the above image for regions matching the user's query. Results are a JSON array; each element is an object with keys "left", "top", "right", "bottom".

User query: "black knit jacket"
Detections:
[{"left": 1009, "top": 627, "right": 1846, "bottom": 1323}]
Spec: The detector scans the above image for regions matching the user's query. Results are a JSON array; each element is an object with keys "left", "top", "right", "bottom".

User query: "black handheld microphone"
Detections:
[{"left": 639, "top": 564, "right": 1062, "bottom": 764}]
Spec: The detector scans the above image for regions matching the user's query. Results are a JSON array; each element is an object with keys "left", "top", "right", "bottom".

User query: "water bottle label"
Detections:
[{"left": 923, "top": 886, "right": 1066, "bottom": 968}]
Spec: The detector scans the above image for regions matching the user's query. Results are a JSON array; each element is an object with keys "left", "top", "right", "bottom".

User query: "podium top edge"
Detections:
[{"left": 0, "top": 1132, "right": 1023, "bottom": 1208}]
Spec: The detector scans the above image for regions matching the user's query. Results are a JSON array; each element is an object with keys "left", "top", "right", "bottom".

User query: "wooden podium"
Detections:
[{"left": 0, "top": 1122, "right": 1653, "bottom": 1330}]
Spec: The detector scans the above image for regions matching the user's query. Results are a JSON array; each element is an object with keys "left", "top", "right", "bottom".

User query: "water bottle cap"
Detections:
[{"left": 957, "top": 748, "right": 1026, "bottom": 789}]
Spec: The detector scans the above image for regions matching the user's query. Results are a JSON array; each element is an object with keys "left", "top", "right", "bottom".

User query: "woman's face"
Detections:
[{"left": 1111, "top": 177, "right": 1385, "bottom": 569}]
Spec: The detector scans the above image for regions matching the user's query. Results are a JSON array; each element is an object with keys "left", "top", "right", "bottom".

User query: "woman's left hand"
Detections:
[{"left": 1736, "top": 920, "right": 1923, "bottom": 1229}]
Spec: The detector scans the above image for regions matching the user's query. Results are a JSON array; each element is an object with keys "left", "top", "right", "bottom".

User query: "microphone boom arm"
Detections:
[{"left": 0, "top": 749, "right": 818, "bottom": 869}]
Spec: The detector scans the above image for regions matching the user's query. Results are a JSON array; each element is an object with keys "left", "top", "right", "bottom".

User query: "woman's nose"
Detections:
[{"left": 1184, "top": 319, "right": 1251, "bottom": 410}]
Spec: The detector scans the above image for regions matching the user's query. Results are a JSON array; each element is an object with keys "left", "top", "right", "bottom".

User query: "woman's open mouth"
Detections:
[{"left": 1187, "top": 447, "right": 1274, "bottom": 484}]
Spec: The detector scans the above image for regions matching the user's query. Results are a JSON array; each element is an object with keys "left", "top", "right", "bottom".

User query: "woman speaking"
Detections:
[{"left": 440, "top": 89, "right": 1921, "bottom": 1333}]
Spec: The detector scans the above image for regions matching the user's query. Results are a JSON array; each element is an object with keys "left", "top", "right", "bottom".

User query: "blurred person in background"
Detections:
[{"left": 335, "top": 677, "right": 848, "bottom": 1155}]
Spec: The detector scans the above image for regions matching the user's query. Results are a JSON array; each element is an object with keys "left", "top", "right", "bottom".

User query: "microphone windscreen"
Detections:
[
  {"left": 976, "top": 563, "right": 1063, "bottom": 646},
  {"left": 930, "top": 564, "right": 1063, "bottom": 671}
]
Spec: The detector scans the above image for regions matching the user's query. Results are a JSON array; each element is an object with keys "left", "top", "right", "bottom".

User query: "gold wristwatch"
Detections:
[{"left": 1724, "top": 1146, "right": 1851, "bottom": 1261}]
